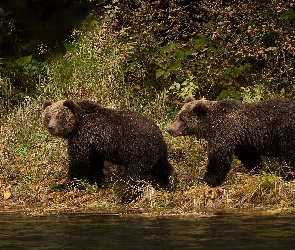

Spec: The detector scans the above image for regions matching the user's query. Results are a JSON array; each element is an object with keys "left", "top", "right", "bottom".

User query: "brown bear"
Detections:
[
  {"left": 167, "top": 96, "right": 295, "bottom": 187},
  {"left": 42, "top": 99, "right": 175, "bottom": 203}
]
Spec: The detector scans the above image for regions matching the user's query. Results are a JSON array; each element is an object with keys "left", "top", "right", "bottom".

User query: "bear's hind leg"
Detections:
[
  {"left": 151, "top": 159, "right": 176, "bottom": 191},
  {"left": 121, "top": 180, "right": 146, "bottom": 204},
  {"left": 280, "top": 154, "right": 295, "bottom": 181},
  {"left": 121, "top": 165, "right": 149, "bottom": 204},
  {"left": 235, "top": 151, "right": 263, "bottom": 174},
  {"left": 279, "top": 135, "right": 295, "bottom": 180}
]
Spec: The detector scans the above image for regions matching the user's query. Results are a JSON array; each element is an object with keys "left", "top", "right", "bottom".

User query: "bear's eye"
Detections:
[
  {"left": 57, "top": 116, "right": 62, "bottom": 120},
  {"left": 46, "top": 115, "right": 51, "bottom": 120}
]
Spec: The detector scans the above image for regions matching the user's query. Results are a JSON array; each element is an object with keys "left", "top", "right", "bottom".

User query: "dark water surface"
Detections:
[{"left": 0, "top": 213, "right": 295, "bottom": 249}]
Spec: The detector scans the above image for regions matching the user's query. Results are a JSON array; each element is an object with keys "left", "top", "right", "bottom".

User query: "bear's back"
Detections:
[
  {"left": 243, "top": 98, "right": 295, "bottom": 119},
  {"left": 75, "top": 100, "right": 163, "bottom": 140}
]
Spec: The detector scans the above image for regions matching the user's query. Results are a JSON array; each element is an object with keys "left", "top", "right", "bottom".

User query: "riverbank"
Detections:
[
  {"left": 1, "top": 94, "right": 295, "bottom": 217},
  {"left": 1, "top": 98, "right": 295, "bottom": 217},
  {"left": 0, "top": 188, "right": 295, "bottom": 217},
  {"left": 1, "top": 7, "right": 295, "bottom": 217}
]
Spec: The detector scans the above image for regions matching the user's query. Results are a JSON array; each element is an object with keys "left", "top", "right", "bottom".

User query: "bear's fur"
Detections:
[
  {"left": 42, "top": 99, "right": 175, "bottom": 203},
  {"left": 167, "top": 96, "right": 295, "bottom": 187}
]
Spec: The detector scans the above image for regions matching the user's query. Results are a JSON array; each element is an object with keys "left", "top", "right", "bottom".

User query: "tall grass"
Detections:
[{"left": 41, "top": 14, "right": 131, "bottom": 107}]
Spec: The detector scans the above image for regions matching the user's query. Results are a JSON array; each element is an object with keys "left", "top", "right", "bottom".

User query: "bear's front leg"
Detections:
[
  {"left": 203, "top": 148, "right": 233, "bottom": 187},
  {"left": 62, "top": 146, "right": 93, "bottom": 189},
  {"left": 121, "top": 181, "right": 146, "bottom": 204},
  {"left": 121, "top": 166, "right": 149, "bottom": 204},
  {"left": 280, "top": 140, "right": 295, "bottom": 181}
]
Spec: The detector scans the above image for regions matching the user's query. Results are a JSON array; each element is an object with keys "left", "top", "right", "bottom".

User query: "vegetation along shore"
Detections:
[{"left": 1, "top": 1, "right": 295, "bottom": 216}]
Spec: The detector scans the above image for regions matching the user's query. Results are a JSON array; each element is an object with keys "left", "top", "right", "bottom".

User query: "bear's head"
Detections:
[
  {"left": 166, "top": 96, "right": 213, "bottom": 138},
  {"left": 42, "top": 100, "right": 79, "bottom": 138}
]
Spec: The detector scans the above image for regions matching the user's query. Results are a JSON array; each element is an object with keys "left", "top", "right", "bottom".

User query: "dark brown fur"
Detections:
[
  {"left": 42, "top": 100, "right": 175, "bottom": 203},
  {"left": 167, "top": 97, "right": 295, "bottom": 187}
]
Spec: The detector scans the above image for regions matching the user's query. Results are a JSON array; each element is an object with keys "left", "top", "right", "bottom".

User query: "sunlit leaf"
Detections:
[
  {"left": 63, "top": 43, "right": 74, "bottom": 52},
  {"left": 265, "top": 47, "right": 277, "bottom": 51},
  {"left": 19, "top": 167, "right": 26, "bottom": 173},
  {"left": 156, "top": 69, "right": 165, "bottom": 79},
  {"left": 16, "top": 55, "right": 32, "bottom": 65},
  {"left": 204, "top": 21, "right": 212, "bottom": 29},
  {"left": 172, "top": 99, "right": 181, "bottom": 105},
  {"left": 3, "top": 191, "right": 12, "bottom": 200},
  {"left": 163, "top": 192, "right": 169, "bottom": 200},
  {"left": 3, "top": 205, "right": 10, "bottom": 211}
]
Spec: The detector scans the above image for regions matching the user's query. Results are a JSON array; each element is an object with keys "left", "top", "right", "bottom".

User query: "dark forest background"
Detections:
[{"left": 1, "top": 0, "right": 295, "bottom": 106}]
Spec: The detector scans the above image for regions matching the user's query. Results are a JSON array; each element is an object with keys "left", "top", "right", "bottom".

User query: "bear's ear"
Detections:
[
  {"left": 184, "top": 96, "right": 194, "bottom": 103},
  {"left": 192, "top": 102, "right": 208, "bottom": 116},
  {"left": 63, "top": 99, "right": 78, "bottom": 113},
  {"left": 42, "top": 100, "right": 52, "bottom": 110}
]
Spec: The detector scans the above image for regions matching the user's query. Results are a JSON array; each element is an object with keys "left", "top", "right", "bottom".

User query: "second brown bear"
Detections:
[
  {"left": 42, "top": 99, "right": 175, "bottom": 203},
  {"left": 167, "top": 96, "right": 295, "bottom": 187}
]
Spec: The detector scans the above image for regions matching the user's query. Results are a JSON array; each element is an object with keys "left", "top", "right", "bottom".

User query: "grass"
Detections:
[
  {"left": 1, "top": 13, "right": 295, "bottom": 216},
  {"left": 1, "top": 96, "right": 295, "bottom": 216}
]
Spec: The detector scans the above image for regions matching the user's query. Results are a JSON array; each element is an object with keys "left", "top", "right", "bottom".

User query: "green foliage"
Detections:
[
  {"left": 16, "top": 56, "right": 43, "bottom": 78},
  {"left": 104, "top": 0, "right": 120, "bottom": 17},
  {"left": 169, "top": 74, "right": 199, "bottom": 99},
  {"left": 280, "top": 9, "right": 295, "bottom": 19},
  {"left": 217, "top": 84, "right": 268, "bottom": 102},
  {"left": 114, "top": 0, "right": 295, "bottom": 100},
  {"left": 155, "top": 39, "right": 202, "bottom": 79},
  {"left": 221, "top": 63, "right": 250, "bottom": 82},
  {"left": 42, "top": 13, "right": 133, "bottom": 106},
  {"left": 1, "top": 0, "right": 295, "bottom": 106},
  {"left": 16, "top": 56, "right": 32, "bottom": 65},
  {"left": 239, "top": 172, "right": 281, "bottom": 203},
  {"left": 239, "top": 85, "right": 265, "bottom": 103},
  {"left": 217, "top": 87, "right": 243, "bottom": 101}
]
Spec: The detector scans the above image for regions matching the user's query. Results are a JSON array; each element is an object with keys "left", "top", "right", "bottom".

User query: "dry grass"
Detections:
[{"left": 1, "top": 98, "right": 295, "bottom": 216}]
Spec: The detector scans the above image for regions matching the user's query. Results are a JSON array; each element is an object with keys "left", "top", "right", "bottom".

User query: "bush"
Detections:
[{"left": 114, "top": 0, "right": 295, "bottom": 100}]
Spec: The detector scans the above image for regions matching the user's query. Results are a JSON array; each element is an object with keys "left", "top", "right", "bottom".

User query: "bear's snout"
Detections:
[
  {"left": 166, "top": 127, "right": 172, "bottom": 135},
  {"left": 47, "top": 125, "right": 55, "bottom": 133},
  {"left": 166, "top": 122, "right": 186, "bottom": 137},
  {"left": 166, "top": 127, "right": 173, "bottom": 135}
]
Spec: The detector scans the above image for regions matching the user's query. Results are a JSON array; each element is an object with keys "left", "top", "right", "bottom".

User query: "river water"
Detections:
[{"left": 0, "top": 213, "right": 295, "bottom": 249}]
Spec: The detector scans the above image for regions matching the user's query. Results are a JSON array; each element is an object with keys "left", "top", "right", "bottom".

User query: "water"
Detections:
[{"left": 1, "top": 213, "right": 295, "bottom": 249}]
